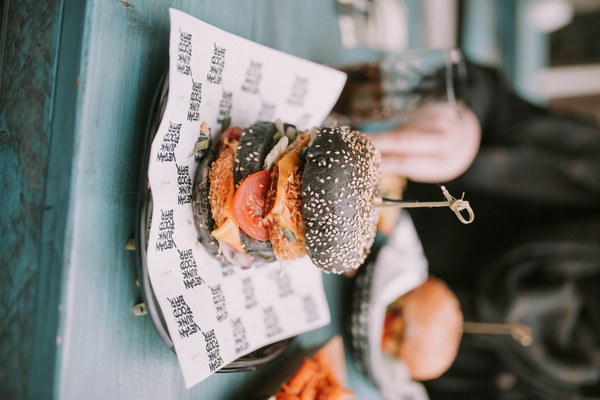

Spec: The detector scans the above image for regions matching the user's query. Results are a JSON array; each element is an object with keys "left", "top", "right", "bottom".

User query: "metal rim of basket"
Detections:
[{"left": 348, "top": 261, "right": 377, "bottom": 382}]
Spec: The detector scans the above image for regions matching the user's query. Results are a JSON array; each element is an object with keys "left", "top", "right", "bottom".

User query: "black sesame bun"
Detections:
[
  {"left": 233, "top": 121, "right": 297, "bottom": 186},
  {"left": 233, "top": 122, "right": 283, "bottom": 262},
  {"left": 233, "top": 121, "right": 277, "bottom": 186},
  {"left": 191, "top": 138, "right": 220, "bottom": 259},
  {"left": 239, "top": 231, "right": 275, "bottom": 263},
  {"left": 301, "top": 126, "right": 381, "bottom": 273},
  {"left": 192, "top": 121, "right": 283, "bottom": 265}
]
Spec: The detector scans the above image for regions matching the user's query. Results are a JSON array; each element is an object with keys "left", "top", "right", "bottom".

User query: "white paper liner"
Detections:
[{"left": 146, "top": 9, "right": 347, "bottom": 388}]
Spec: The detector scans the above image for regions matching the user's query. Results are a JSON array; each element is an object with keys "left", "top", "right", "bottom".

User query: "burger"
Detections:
[
  {"left": 191, "top": 120, "right": 381, "bottom": 274},
  {"left": 381, "top": 276, "right": 463, "bottom": 381}
]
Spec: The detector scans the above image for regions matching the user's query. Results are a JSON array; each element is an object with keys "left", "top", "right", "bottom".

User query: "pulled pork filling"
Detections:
[
  {"left": 265, "top": 164, "right": 306, "bottom": 260},
  {"left": 264, "top": 133, "right": 310, "bottom": 260},
  {"left": 208, "top": 139, "right": 238, "bottom": 227},
  {"left": 208, "top": 131, "right": 311, "bottom": 262}
]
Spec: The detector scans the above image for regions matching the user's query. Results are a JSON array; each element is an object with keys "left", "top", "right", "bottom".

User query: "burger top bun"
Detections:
[
  {"left": 400, "top": 276, "right": 463, "bottom": 381},
  {"left": 302, "top": 126, "right": 381, "bottom": 274}
]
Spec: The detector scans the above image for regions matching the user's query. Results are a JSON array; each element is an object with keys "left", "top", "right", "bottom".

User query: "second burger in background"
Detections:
[{"left": 381, "top": 276, "right": 464, "bottom": 381}]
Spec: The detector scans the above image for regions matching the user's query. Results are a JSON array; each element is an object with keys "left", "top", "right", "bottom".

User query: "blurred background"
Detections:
[
  {"left": 335, "top": 0, "right": 600, "bottom": 123},
  {"left": 332, "top": 2, "right": 600, "bottom": 399},
  {"left": 2, "top": 1, "right": 599, "bottom": 399}
]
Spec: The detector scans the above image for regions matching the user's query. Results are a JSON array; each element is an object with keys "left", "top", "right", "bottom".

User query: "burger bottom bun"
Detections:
[{"left": 400, "top": 276, "right": 463, "bottom": 381}]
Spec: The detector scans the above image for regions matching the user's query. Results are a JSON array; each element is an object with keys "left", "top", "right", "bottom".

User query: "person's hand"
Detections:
[{"left": 370, "top": 103, "right": 481, "bottom": 183}]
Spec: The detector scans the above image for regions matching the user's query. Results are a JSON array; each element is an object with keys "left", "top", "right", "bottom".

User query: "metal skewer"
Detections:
[
  {"left": 375, "top": 185, "right": 475, "bottom": 224},
  {"left": 462, "top": 322, "right": 533, "bottom": 347}
]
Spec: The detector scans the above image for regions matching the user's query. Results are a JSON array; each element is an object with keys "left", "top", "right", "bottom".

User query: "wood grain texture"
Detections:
[
  {"left": 3, "top": 0, "right": 383, "bottom": 399},
  {"left": 0, "top": 1, "right": 68, "bottom": 399}
]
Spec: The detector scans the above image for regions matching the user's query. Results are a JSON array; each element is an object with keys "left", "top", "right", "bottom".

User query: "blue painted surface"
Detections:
[
  {"left": 499, "top": 0, "right": 517, "bottom": 79},
  {"left": 0, "top": 1, "right": 75, "bottom": 399},
  {"left": 2, "top": 1, "right": 385, "bottom": 399},
  {"left": 461, "top": 0, "right": 501, "bottom": 67},
  {"left": 460, "top": 0, "right": 549, "bottom": 105},
  {"left": 513, "top": 0, "right": 549, "bottom": 105},
  {"left": 405, "top": 0, "right": 426, "bottom": 49}
]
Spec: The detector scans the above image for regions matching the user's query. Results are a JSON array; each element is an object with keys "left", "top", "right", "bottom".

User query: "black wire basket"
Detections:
[{"left": 134, "top": 72, "right": 292, "bottom": 372}]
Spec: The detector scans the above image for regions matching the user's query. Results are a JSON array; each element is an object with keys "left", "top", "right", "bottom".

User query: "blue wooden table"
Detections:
[{"left": 1, "top": 1, "right": 383, "bottom": 398}]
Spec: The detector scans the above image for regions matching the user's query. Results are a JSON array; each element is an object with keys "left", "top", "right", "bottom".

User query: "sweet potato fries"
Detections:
[{"left": 274, "top": 349, "right": 354, "bottom": 400}]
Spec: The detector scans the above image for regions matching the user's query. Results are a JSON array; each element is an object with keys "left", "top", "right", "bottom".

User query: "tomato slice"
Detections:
[
  {"left": 219, "top": 126, "right": 243, "bottom": 150},
  {"left": 232, "top": 170, "right": 271, "bottom": 241}
]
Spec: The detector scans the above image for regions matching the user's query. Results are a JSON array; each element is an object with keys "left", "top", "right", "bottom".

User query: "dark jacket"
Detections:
[{"left": 407, "top": 62, "right": 600, "bottom": 400}]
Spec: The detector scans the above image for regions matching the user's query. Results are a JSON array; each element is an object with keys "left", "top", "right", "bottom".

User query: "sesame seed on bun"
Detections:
[{"left": 301, "top": 126, "right": 381, "bottom": 274}]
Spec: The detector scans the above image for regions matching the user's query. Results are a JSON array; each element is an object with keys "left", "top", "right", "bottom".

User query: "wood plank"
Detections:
[
  {"left": 0, "top": 1, "right": 72, "bottom": 398},
  {"left": 3, "top": 0, "right": 383, "bottom": 398}
]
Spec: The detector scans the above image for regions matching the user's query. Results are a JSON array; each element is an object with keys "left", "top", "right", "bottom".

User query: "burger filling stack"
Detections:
[{"left": 192, "top": 120, "right": 381, "bottom": 274}]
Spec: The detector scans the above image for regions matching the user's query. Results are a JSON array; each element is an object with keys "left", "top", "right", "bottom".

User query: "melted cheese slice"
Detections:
[
  {"left": 211, "top": 217, "right": 243, "bottom": 251},
  {"left": 266, "top": 151, "right": 303, "bottom": 241},
  {"left": 211, "top": 172, "right": 244, "bottom": 252}
]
